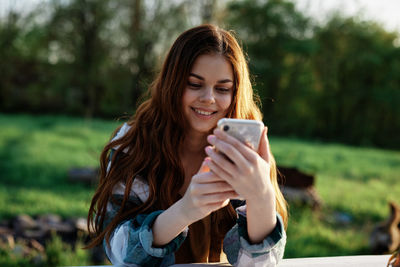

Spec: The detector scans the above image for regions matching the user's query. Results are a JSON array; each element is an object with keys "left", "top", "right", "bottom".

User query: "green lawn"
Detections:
[
  {"left": 0, "top": 114, "right": 120, "bottom": 220},
  {"left": 272, "top": 137, "right": 400, "bottom": 257},
  {"left": 1, "top": 113, "right": 399, "bottom": 262}
]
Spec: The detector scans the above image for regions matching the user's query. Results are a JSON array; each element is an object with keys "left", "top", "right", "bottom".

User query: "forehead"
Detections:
[{"left": 190, "top": 54, "right": 233, "bottom": 80}]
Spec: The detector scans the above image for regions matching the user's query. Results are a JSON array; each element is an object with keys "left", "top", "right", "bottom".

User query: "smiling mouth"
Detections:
[{"left": 191, "top": 108, "right": 217, "bottom": 116}]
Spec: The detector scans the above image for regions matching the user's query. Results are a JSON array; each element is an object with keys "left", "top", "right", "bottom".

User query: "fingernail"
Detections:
[
  {"left": 214, "top": 129, "right": 222, "bottom": 135},
  {"left": 207, "top": 135, "right": 216, "bottom": 143},
  {"left": 205, "top": 146, "right": 212, "bottom": 154}
]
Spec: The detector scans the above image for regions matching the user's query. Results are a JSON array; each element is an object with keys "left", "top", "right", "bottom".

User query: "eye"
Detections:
[
  {"left": 188, "top": 82, "right": 201, "bottom": 89},
  {"left": 216, "top": 87, "right": 230, "bottom": 93}
]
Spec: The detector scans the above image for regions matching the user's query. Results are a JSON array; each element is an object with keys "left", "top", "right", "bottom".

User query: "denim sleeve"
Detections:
[
  {"left": 223, "top": 205, "right": 286, "bottom": 267},
  {"left": 104, "top": 210, "right": 188, "bottom": 267}
]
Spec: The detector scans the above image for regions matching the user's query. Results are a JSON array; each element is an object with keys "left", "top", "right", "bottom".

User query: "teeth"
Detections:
[{"left": 194, "top": 108, "right": 213, "bottom": 115}]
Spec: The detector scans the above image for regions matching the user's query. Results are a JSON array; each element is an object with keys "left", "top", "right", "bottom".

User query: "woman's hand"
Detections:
[
  {"left": 205, "top": 126, "right": 277, "bottom": 244},
  {"left": 205, "top": 127, "right": 275, "bottom": 202},
  {"left": 179, "top": 161, "right": 239, "bottom": 224}
]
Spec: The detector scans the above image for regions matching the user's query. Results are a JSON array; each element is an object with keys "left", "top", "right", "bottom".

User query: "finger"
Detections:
[
  {"left": 208, "top": 134, "right": 248, "bottom": 168},
  {"left": 205, "top": 146, "right": 237, "bottom": 176},
  {"left": 200, "top": 191, "right": 239, "bottom": 204},
  {"left": 212, "top": 129, "right": 258, "bottom": 164},
  {"left": 197, "top": 159, "right": 210, "bottom": 174},
  {"left": 206, "top": 198, "right": 231, "bottom": 212},
  {"left": 258, "top": 126, "right": 270, "bottom": 163},
  {"left": 206, "top": 156, "right": 234, "bottom": 183},
  {"left": 195, "top": 181, "right": 235, "bottom": 195},
  {"left": 193, "top": 170, "right": 225, "bottom": 184}
]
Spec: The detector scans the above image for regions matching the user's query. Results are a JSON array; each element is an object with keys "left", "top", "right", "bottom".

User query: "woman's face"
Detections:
[{"left": 182, "top": 53, "right": 234, "bottom": 135}]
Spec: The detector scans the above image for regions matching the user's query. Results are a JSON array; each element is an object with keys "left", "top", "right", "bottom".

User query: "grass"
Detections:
[
  {"left": 0, "top": 113, "right": 399, "bottom": 263},
  {"left": 0, "top": 233, "right": 93, "bottom": 267},
  {"left": 271, "top": 137, "right": 400, "bottom": 257},
  {"left": 0, "top": 114, "right": 120, "bottom": 219}
]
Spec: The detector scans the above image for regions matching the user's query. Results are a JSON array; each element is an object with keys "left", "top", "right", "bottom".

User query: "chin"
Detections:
[
  {"left": 194, "top": 127, "right": 214, "bottom": 134},
  {"left": 191, "top": 123, "right": 216, "bottom": 134}
]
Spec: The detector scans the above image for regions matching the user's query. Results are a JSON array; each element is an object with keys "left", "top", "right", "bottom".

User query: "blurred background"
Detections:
[{"left": 0, "top": 0, "right": 399, "bottom": 266}]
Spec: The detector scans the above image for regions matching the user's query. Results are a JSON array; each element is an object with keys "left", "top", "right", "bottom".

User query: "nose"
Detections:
[{"left": 199, "top": 86, "right": 215, "bottom": 104}]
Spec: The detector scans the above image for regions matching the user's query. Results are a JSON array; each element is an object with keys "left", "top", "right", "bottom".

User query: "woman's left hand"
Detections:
[{"left": 205, "top": 127, "right": 274, "bottom": 202}]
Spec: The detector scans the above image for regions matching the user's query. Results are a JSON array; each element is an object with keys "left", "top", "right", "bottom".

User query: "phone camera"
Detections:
[{"left": 223, "top": 125, "right": 229, "bottom": 131}]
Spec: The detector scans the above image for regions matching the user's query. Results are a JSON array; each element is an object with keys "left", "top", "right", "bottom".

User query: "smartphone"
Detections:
[{"left": 217, "top": 118, "right": 264, "bottom": 151}]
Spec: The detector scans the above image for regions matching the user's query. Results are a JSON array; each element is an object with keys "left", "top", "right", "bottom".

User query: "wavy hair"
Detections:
[{"left": 86, "top": 24, "right": 287, "bottom": 250}]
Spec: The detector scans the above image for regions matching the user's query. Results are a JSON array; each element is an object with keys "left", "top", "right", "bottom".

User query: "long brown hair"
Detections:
[{"left": 86, "top": 24, "right": 288, "bottom": 249}]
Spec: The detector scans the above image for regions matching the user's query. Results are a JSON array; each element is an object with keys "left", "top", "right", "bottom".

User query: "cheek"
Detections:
[
  {"left": 182, "top": 89, "right": 193, "bottom": 108},
  {"left": 222, "top": 94, "right": 233, "bottom": 110}
]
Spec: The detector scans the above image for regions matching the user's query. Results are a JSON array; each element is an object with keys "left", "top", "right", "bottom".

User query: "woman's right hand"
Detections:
[{"left": 179, "top": 159, "right": 239, "bottom": 224}]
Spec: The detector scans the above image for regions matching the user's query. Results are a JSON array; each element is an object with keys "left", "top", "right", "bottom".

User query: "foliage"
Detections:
[
  {"left": 0, "top": 0, "right": 197, "bottom": 118},
  {"left": 45, "top": 234, "right": 92, "bottom": 266},
  {"left": 311, "top": 16, "right": 400, "bottom": 148},
  {"left": 0, "top": 233, "right": 92, "bottom": 266}
]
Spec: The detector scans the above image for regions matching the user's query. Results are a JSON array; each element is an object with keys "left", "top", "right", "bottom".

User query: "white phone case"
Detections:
[{"left": 217, "top": 118, "right": 264, "bottom": 151}]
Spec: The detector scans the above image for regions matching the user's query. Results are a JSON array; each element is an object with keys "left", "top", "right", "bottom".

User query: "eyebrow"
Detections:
[{"left": 189, "top": 73, "right": 233, "bottom": 83}]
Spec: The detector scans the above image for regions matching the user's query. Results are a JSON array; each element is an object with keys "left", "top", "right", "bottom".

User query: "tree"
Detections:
[
  {"left": 312, "top": 15, "right": 400, "bottom": 147},
  {"left": 0, "top": 7, "right": 51, "bottom": 113},
  {"left": 226, "top": 0, "right": 316, "bottom": 135},
  {"left": 47, "top": 0, "right": 112, "bottom": 117}
]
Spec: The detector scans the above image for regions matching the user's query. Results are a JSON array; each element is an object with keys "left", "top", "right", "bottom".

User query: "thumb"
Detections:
[
  {"left": 197, "top": 158, "right": 210, "bottom": 173},
  {"left": 258, "top": 127, "right": 270, "bottom": 163}
]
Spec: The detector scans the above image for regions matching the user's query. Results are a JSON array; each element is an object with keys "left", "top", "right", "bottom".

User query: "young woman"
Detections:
[{"left": 87, "top": 24, "right": 288, "bottom": 266}]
